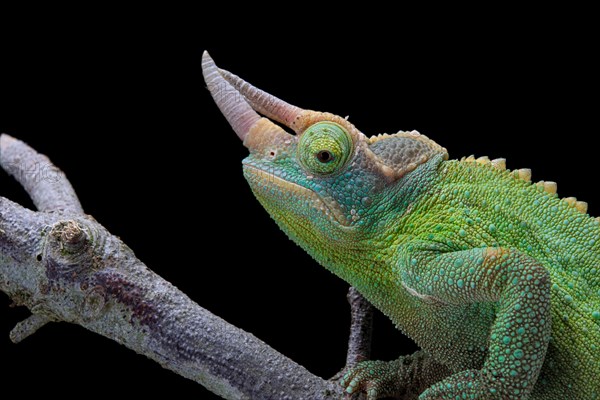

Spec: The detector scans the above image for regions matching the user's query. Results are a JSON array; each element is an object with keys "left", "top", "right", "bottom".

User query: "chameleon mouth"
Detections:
[{"left": 243, "top": 165, "right": 349, "bottom": 227}]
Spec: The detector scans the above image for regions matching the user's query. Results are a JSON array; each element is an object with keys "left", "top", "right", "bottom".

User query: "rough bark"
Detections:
[
  {"left": 0, "top": 134, "right": 347, "bottom": 400},
  {"left": 345, "top": 287, "right": 374, "bottom": 368},
  {"left": 0, "top": 134, "right": 83, "bottom": 214}
]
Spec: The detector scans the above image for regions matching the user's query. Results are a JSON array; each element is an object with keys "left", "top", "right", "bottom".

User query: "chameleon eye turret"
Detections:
[{"left": 298, "top": 122, "right": 353, "bottom": 176}]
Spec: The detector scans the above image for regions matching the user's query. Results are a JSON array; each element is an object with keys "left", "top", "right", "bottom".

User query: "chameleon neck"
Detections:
[{"left": 291, "top": 155, "right": 445, "bottom": 308}]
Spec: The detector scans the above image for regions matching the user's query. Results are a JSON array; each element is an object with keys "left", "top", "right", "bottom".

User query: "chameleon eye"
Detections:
[{"left": 298, "top": 122, "right": 353, "bottom": 175}]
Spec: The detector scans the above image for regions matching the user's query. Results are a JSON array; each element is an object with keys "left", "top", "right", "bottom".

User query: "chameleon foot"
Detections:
[{"left": 340, "top": 359, "right": 404, "bottom": 400}]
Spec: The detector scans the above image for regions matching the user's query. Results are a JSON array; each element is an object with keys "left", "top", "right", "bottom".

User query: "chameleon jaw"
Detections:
[{"left": 243, "top": 165, "right": 350, "bottom": 227}]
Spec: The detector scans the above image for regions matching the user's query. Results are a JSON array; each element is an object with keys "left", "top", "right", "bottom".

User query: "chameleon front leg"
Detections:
[
  {"left": 340, "top": 350, "right": 452, "bottom": 399},
  {"left": 343, "top": 246, "right": 551, "bottom": 399},
  {"left": 402, "top": 246, "right": 552, "bottom": 399}
]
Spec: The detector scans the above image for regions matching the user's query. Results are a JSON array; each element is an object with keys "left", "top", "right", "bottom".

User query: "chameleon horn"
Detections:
[
  {"left": 202, "top": 51, "right": 261, "bottom": 141},
  {"left": 217, "top": 67, "right": 304, "bottom": 132}
]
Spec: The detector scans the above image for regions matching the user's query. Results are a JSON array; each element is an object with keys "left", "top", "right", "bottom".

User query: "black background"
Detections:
[{"left": 0, "top": 13, "right": 597, "bottom": 399}]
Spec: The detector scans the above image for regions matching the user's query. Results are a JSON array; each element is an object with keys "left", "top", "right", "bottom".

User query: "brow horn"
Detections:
[
  {"left": 217, "top": 68, "right": 304, "bottom": 131},
  {"left": 202, "top": 51, "right": 261, "bottom": 141}
]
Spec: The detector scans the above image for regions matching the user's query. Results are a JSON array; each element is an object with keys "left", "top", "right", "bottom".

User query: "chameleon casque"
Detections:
[{"left": 201, "top": 52, "right": 599, "bottom": 399}]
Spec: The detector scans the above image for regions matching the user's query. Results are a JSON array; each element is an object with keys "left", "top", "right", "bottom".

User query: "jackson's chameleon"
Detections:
[{"left": 202, "top": 52, "right": 599, "bottom": 399}]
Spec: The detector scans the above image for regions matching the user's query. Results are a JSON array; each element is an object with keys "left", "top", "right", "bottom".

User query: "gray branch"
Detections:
[
  {"left": 345, "top": 287, "right": 373, "bottom": 368},
  {"left": 0, "top": 134, "right": 344, "bottom": 400},
  {"left": 9, "top": 313, "right": 52, "bottom": 343},
  {"left": 329, "top": 287, "right": 374, "bottom": 400},
  {"left": 0, "top": 134, "right": 83, "bottom": 214}
]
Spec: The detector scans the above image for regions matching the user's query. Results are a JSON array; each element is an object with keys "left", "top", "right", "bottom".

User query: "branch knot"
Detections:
[{"left": 55, "top": 220, "right": 87, "bottom": 254}]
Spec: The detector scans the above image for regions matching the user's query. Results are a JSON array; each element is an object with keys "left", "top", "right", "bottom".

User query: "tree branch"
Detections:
[
  {"left": 9, "top": 313, "right": 52, "bottom": 343},
  {"left": 329, "top": 287, "right": 374, "bottom": 400},
  {"left": 345, "top": 287, "right": 373, "bottom": 368},
  {"left": 0, "top": 134, "right": 83, "bottom": 214},
  {"left": 0, "top": 134, "right": 344, "bottom": 400}
]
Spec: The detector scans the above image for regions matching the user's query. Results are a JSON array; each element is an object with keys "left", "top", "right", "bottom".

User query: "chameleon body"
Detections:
[{"left": 202, "top": 52, "right": 599, "bottom": 399}]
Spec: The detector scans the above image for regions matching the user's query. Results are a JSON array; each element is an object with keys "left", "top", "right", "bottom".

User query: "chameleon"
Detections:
[{"left": 201, "top": 52, "right": 599, "bottom": 399}]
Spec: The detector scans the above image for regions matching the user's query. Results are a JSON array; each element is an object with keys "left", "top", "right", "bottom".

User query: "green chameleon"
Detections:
[{"left": 202, "top": 52, "right": 599, "bottom": 400}]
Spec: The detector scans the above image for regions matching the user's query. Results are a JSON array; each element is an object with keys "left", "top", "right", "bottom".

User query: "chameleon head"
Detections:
[{"left": 202, "top": 52, "right": 447, "bottom": 254}]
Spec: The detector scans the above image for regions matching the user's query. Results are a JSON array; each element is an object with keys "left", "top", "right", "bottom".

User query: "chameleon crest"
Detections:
[{"left": 203, "top": 52, "right": 599, "bottom": 400}]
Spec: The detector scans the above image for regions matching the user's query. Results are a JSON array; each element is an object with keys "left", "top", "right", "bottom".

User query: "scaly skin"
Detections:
[{"left": 202, "top": 52, "right": 599, "bottom": 399}]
